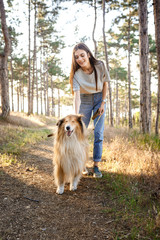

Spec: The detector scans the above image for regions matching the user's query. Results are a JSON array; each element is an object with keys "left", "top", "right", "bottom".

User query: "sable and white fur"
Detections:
[{"left": 53, "top": 114, "right": 88, "bottom": 194}]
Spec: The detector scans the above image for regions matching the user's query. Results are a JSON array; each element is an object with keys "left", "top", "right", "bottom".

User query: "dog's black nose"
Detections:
[{"left": 66, "top": 126, "right": 70, "bottom": 131}]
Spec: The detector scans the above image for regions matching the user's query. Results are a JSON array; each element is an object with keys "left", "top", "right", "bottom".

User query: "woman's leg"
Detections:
[
  {"left": 92, "top": 92, "right": 106, "bottom": 177},
  {"left": 93, "top": 110, "right": 105, "bottom": 162},
  {"left": 79, "top": 94, "right": 93, "bottom": 175}
]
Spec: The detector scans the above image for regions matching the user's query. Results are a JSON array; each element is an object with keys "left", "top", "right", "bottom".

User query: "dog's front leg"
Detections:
[
  {"left": 54, "top": 165, "right": 65, "bottom": 194},
  {"left": 70, "top": 175, "right": 80, "bottom": 191},
  {"left": 56, "top": 184, "right": 64, "bottom": 195}
]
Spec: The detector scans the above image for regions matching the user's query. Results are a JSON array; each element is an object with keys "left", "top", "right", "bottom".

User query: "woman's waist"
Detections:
[{"left": 80, "top": 91, "right": 103, "bottom": 103}]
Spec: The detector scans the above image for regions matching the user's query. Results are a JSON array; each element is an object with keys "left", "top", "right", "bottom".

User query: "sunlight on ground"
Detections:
[{"left": 1, "top": 112, "right": 56, "bottom": 128}]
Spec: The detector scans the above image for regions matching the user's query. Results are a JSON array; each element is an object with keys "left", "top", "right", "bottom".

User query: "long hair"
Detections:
[{"left": 69, "top": 43, "right": 100, "bottom": 95}]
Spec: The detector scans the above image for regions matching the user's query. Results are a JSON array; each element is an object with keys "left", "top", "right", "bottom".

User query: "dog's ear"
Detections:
[
  {"left": 56, "top": 118, "right": 64, "bottom": 128},
  {"left": 77, "top": 114, "right": 83, "bottom": 122},
  {"left": 77, "top": 115, "right": 84, "bottom": 133}
]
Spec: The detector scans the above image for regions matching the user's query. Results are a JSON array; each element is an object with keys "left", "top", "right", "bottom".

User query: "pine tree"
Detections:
[
  {"left": 153, "top": 0, "right": 160, "bottom": 135},
  {"left": 0, "top": 0, "right": 11, "bottom": 118},
  {"left": 138, "top": 0, "right": 150, "bottom": 133}
]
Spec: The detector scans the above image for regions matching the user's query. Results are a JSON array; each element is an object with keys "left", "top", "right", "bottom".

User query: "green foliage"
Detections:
[
  {"left": 130, "top": 130, "right": 160, "bottom": 151},
  {"left": 97, "top": 172, "right": 160, "bottom": 239},
  {"left": 110, "top": 66, "right": 127, "bottom": 81},
  {"left": 0, "top": 127, "right": 51, "bottom": 155},
  {"left": 0, "top": 153, "right": 17, "bottom": 166}
]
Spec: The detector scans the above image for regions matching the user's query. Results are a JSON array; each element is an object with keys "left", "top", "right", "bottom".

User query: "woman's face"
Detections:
[{"left": 74, "top": 49, "right": 90, "bottom": 69}]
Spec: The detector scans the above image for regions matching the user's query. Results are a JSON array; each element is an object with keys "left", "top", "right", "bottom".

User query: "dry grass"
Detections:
[
  {"left": 0, "top": 112, "right": 54, "bottom": 156},
  {"left": 102, "top": 127, "right": 160, "bottom": 187},
  {"left": 0, "top": 111, "right": 56, "bottom": 128}
]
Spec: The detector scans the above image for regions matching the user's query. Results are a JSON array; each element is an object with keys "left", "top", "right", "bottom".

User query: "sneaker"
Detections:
[{"left": 93, "top": 166, "right": 102, "bottom": 178}]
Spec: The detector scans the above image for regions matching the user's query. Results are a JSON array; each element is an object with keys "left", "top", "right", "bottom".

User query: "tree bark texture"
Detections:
[
  {"left": 92, "top": 0, "right": 97, "bottom": 58},
  {"left": 115, "top": 72, "right": 120, "bottom": 126},
  {"left": 102, "top": 0, "right": 113, "bottom": 127},
  {"left": 0, "top": 0, "right": 10, "bottom": 118},
  {"left": 31, "top": 0, "right": 37, "bottom": 114},
  {"left": 138, "top": 0, "right": 150, "bottom": 133},
  {"left": 10, "top": 56, "right": 14, "bottom": 111},
  {"left": 153, "top": 0, "right": 160, "bottom": 135},
  {"left": 28, "top": 0, "right": 31, "bottom": 115},
  {"left": 127, "top": 14, "right": 133, "bottom": 129}
]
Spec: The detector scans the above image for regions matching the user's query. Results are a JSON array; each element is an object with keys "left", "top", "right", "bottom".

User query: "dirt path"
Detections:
[{"left": 0, "top": 137, "right": 114, "bottom": 240}]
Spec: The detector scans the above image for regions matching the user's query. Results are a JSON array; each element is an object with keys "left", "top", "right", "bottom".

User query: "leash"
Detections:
[{"left": 93, "top": 114, "right": 102, "bottom": 130}]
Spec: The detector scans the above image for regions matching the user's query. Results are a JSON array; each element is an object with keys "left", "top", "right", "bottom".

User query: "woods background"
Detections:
[{"left": 0, "top": 0, "right": 160, "bottom": 135}]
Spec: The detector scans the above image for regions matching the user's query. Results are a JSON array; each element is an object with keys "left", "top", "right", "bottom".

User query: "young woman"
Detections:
[{"left": 69, "top": 43, "right": 110, "bottom": 178}]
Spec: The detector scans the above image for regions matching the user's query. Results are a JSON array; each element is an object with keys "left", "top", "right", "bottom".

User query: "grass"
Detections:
[
  {"left": 0, "top": 153, "right": 17, "bottom": 167},
  {"left": 97, "top": 172, "right": 160, "bottom": 239},
  {"left": 129, "top": 130, "right": 160, "bottom": 152},
  {"left": 0, "top": 112, "right": 53, "bottom": 165},
  {"left": 0, "top": 126, "right": 51, "bottom": 155},
  {"left": 95, "top": 127, "right": 160, "bottom": 239}
]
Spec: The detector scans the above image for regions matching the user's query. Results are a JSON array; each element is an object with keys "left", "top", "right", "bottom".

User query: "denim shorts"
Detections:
[{"left": 79, "top": 91, "right": 106, "bottom": 162}]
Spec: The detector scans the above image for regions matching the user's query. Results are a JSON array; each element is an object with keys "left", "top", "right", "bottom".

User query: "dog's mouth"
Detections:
[{"left": 66, "top": 130, "right": 73, "bottom": 137}]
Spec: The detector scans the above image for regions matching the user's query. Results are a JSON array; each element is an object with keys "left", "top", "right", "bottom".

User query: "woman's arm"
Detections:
[
  {"left": 99, "top": 82, "right": 108, "bottom": 115},
  {"left": 74, "top": 90, "right": 81, "bottom": 114}
]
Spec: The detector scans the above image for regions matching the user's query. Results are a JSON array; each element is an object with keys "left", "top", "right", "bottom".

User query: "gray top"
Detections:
[{"left": 73, "top": 61, "right": 110, "bottom": 94}]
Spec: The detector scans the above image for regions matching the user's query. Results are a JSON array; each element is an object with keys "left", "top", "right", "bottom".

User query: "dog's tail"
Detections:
[{"left": 47, "top": 133, "right": 54, "bottom": 137}]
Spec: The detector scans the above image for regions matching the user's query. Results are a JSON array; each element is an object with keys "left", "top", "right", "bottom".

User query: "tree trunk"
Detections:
[
  {"left": 20, "top": 80, "right": 22, "bottom": 112},
  {"left": 28, "top": 0, "right": 31, "bottom": 115},
  {"left": 22, "top": 77, "right": 25, "bottom": 112},
  {"left": 31, "top": 0, "right": 37, "bottom": 114},
  {"left": 46, "top": 59, "right": 49, "bottom": 116},
  {"left": 153, "top": 0, "right": 160, "bottom": 135},
  {"left": 40, "top": 48, "right": 43, "bottom": 115},
  {"left": 0, "top": 0, "right": 11, "bottom": 118},
  {"left": 138, "top": 0, "right": 150, "bottom": 133},
  {"left": 58, "top": 88, "right": 60, "bottom": 118},
  {"left": 124, "top": 83, "right": 127, "bottom": 126},
  {"left": 17, "top": 82, "right": 19, "bottom": 112},
  {"left": 51, "top": 77, "right": 55, "bottom": 116},
  {"left": 43, "top": 64, "right": 46, "bottom": 116},
  {"left": 36, "top": 57, "right": 38, "bottom": 114},
  {"left": 128, "top": 13, "right": 133, "bottom": 129},
  {"left": 116, "top": 74, "right": 120, "bottom": 126},
  {"left": 92, "top": 0, "right": 97, "bottom": 58},
  {"left": 10, "top": 55, "right": 14, "bottom": 111},
  {"left": 102, "top": 0, "right": 113, "bottom": 127},
  {"left": 106, "top": 91, "right": 109, "bottom": 125}
]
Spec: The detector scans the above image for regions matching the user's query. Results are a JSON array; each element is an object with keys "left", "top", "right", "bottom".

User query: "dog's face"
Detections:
[{"left": 57, "top": 115, "right": 84, "bottom": 138}]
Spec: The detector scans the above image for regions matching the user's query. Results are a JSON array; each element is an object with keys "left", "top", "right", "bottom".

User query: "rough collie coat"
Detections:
[{"left": 53, "top": 114, "right": 88, "bottom": 194}]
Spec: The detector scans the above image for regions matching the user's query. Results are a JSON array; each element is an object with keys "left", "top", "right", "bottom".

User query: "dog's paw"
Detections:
[
  {"left": 70, "top": 184, "right": 77, "bottom": 191},
  {"left": 82, "top": 167, "right": 89, "bottom": 175},
  {"left": 56, "top": 185, "right": 64, "bottom": 194}
]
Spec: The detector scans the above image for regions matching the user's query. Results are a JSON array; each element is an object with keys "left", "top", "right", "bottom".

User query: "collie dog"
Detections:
[{"left": 53, "top": 114, "right": 88, "bottom": 194}]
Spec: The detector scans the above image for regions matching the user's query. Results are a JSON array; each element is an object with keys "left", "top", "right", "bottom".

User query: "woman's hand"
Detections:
[{"left": 99, "top": 102, "right": 105, "bottom": 115}]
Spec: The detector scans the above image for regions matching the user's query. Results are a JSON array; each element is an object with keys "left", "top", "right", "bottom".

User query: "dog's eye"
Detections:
[{"left": 72, "top": 121, "right": 75, "bottom": 123}]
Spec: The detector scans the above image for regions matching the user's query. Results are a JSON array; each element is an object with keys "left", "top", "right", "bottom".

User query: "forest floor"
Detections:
[{"left": 0, "top": 113, "right": 160, "bottom": 240}]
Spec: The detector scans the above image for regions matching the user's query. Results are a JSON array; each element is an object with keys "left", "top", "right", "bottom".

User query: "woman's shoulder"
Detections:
[
  {"left": 74, "top": 68, "right": 84, "bottom": 80},
  {"left": 95, "top": 60, "right": 105, "bottom": 70},
  {"left": 74, "top": 68, "right": 82, "bottom": 76}
]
